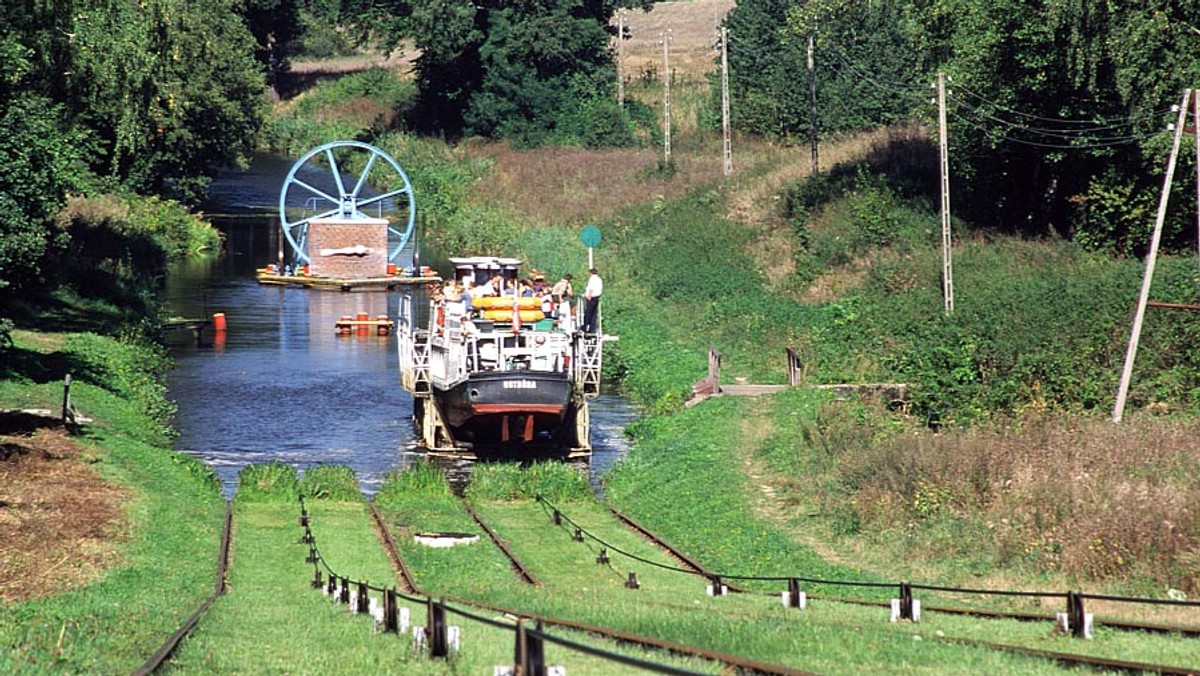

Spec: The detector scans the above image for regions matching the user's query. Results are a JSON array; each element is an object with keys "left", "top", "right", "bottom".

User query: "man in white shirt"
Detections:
[{"left": 582, "top": 268, "right": 602, "bottom": 333}]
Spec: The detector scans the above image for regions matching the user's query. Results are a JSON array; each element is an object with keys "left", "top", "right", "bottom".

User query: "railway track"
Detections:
[
  {"left": 132, "top": 501, "right": 233, "bottom": 675},
  {"left": 368, "top": 500, "right": 818, "bottom": 675},
  {"left": 571, "top": 499, "right": 1200, "bottom": 639},
  {"left": 534, "top": 497, "right": 1200, "bottom": 675},
  {"left": 461, "top": 499, "right": 540, "bottom": 586}
]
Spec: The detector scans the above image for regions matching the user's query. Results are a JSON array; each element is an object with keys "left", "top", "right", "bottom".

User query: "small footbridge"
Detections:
[{"left": 686, "top": 347, "right": 907, "bottom": 408}]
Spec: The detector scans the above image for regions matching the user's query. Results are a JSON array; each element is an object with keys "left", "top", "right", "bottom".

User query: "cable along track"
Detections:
[{"left": 366, "top": 498, "right": 818, "bottom": 676}]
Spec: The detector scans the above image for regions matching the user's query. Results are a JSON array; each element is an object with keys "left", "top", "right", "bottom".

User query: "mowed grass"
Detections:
[
  {"left": 162, "top": 498, "right": 420, "bottom": 673},
  {"left": 468, "top": 497, "right": 1069, "bottom": 675},
  {"left": 372, "top": 462, "right": 1062, "bottom": 673},
  {"left": 0, "top": 331, "right": 224, "bottom": 674},
  {"left": 598, "top": 392, "right": 1200, "bottom": 671},
  {"left": 373, "top": 465, "right": 724, "bottom": 673}
]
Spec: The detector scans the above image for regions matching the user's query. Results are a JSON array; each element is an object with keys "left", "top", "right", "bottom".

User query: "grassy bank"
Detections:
[
  {"left": 376, "top": 463, "right": 1200, "bottom": 673},
  {"left": 0, "top": 328, "right": 224, "bottom": 673},
  {"left": 163, "top": 466, "right": 420, "bottom": 673}
]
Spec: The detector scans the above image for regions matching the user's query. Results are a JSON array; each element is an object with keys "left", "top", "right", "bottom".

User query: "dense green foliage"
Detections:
[
  {"left": 0, "top": 97, "right": 86, "bottom": 295},
  {"left": 1, "top": 0, "right": 266, "bottom": 202},
  {"left": 0, "top": 0, "right": 255, "bottom": 314},
  {"left": 342, "top": 0, "right": 653, "bottom": 146},
  {"left": 722, "top": 0, "right": 924, "bottom": 139},
  {"left": 723, "top": 0, "right": 1200, "bottom": 251},
  {"left": 263, "top": 68, "right": 416, "bottom": 154}
]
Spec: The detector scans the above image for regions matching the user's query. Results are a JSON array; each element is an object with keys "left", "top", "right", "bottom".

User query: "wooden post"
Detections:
[
  {"left": 708, "top": 348, "right": 721, "bottom": 383},
  {"left": 662, "top": 29, "right": 672, "bottom": 164},
  {"left": 808, "top": 33, "right": 818, "bottom": 175},
  {"left": 617, "top": 10, "right": 625, "bottom": 107},
  {"left": 61, "top": 374, "right": 73, "bottom": 425},
  {"left": 786, "top": 348, "right": 802, "bottom": 387},
  {"left": 1195, "top": 90, "right": 1200, "bottom": 303},
  {"left": 1113, "top": 90, "right": 1192, "bottom": 423}
]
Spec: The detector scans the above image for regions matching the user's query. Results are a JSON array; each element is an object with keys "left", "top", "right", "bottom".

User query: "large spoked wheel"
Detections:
[{"left": 278, "top": 141, "right": 416, "bottom": 264}]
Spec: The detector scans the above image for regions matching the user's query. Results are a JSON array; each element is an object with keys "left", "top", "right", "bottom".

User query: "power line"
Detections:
[{"left": 951, "top": 83, "right": 1172, "bottom": 128}]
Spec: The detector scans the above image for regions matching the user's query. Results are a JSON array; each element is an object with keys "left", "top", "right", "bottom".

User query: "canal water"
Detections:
[{"left": 164, "top": 154, "right": 634, "bottom": 497}]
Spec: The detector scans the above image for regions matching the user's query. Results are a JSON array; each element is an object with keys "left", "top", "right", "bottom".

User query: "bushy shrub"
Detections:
[
  {"left": 262, "top": 68, "right": 415, "bottom": 155},
  {"left": 66, "top": 331, "right": 178, "bottom": 438},
  {"left": 789, "top": 403, "right": 1200, "bottom": 591}
]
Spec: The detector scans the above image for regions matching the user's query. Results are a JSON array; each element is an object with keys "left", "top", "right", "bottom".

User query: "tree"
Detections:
[
  {"left": 241, "top": 0, "right": 305, "bottom": 87},
  {"left": 0, "top": 96, "right": 85, "bottom": 293},
  {"left": 344, "top": 0, "right": 652, "bottom": 143},
  {"left": 722, "top": 0, "right": 926, "bottom": 140},
  {"left": 0, "top": 0, "right": 267, "bottom": 205}
]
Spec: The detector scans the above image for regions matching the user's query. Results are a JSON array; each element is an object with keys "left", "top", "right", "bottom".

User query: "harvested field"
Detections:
[
  {"left": 0, "top": 415, "right": 127, "bottom": 602},
  {"left": 617, "top": 0, "right": 736, "bottom": 79}
]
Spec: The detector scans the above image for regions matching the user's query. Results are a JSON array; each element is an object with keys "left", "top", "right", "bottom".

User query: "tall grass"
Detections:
[
  {"left": 760, "top": 395, "right": 1200, "bottom": 595},
  {"left": 465, "top": 461, "right": 592, "bottom": 503},
  {"left": 236, "top": 462, "right": 301, "bottom": 502},
  {"left": 300, "top": 464, "right": 361, "bottom": 501}
]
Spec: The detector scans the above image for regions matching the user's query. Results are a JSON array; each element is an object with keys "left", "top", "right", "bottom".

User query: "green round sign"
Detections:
[{"left": 580, "top": 225, "right": 602, "bottom": 248}]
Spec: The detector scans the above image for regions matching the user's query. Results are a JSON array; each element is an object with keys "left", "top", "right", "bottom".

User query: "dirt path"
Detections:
[
  {"left": 0, "top": 415, "right": 127, "bottom": 602},
  {"left": 734, "top": 404, "right": 872, "bottom": 572}
]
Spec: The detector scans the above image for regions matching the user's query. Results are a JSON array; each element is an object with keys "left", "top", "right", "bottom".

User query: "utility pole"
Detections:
[
  {"left": 661, "top": 29, "right": 672, "bottom": 165},
  {"left": 807, "top": 33, "right": 818, "bottom": 174},
  {"left": 1113, "top": 90, "right": 1193, "bottom": 423},
  {"left": 937, "top": 72, "right": 954, "bottom": 316},
  {"left": 721, "top": 25, "right": 732, "bottom": 176},
  {"left": 618, "top": 11, "right": 626, "bottom": 106}
]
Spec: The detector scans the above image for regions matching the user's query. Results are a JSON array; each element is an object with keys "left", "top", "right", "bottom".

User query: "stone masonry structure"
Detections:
[{"left": 307, "top": 217, "right": 389, "bottom": 279}]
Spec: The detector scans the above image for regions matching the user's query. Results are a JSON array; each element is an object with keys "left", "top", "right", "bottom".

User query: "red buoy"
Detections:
[
  {"left": 212, "top": 312, "right": 227, "bottom": 333},
  {"left": 356, "top": 312, "right": 370, "bottom": 336}
]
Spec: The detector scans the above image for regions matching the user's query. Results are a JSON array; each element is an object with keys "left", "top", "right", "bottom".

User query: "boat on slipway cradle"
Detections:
[{"left": 398, "top": 256, "right": 614, "bottom": 456}]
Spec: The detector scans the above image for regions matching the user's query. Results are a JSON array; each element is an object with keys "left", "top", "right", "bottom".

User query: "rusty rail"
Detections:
[
  {"left": 460, "top": 499, "right": 540, "bottom": 586},
  {"left": 944, "top": 637, "right": 1200, "bottom": 675},
  {"left": 368, "top": 501, "right": 814, "bottom": 675},
  {"left": 368, "top": 503, "right": 420, "bottom": 594},
  {"left": 132, "top": 501, "right": 232, "bottom": 675}
]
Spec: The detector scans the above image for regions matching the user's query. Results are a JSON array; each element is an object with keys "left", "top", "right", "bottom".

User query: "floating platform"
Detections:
[
  {"left": 256, "top": 268, "right": 440, "bottom": 291},
  {"left": 335, "top": 315, "right": 395, "bottom": 335}
]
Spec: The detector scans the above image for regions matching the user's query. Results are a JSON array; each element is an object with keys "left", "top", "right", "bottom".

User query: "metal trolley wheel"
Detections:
[{"left": 278, "top": 140, "right": 416, "bottom": 264}]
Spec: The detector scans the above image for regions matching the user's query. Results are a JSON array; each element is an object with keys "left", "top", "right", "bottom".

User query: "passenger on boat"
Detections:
[
  {"left": 469, "top": 277, "right": 493, "bottom": 299},
  {"left": 459, "top": 280, "right": 475, "bottom": 313},
  {"left": 551, "top": 274, "right": 573, "bottom": 303},
  {"left": 583, "top": 268, "right": 602, "bottom": 333}
]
